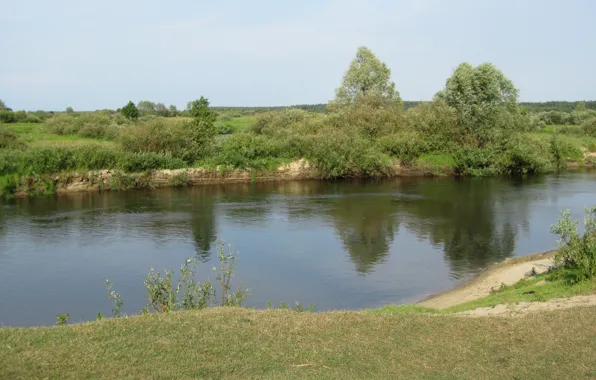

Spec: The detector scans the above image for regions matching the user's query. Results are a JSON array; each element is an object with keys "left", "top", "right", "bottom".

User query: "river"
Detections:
[{"left": 1, "top": 171, "right": 595, "bottom": 326}]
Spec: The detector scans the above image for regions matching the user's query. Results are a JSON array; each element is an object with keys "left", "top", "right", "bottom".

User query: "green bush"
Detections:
[
  {"left": 0, "top": 146, "right": 185, "bottom": 176},
  {"left": 0, "top": 127, "right": 26, "bottom": 149},
  {"left": 550, "top": 135, "right": 583, "bottom": 168},
  {"left": 582, "top": 118, "right": 596, "bottom": 137},
  {"left": 120, "top": 118, "right": 215, "bottom": 163},
  {"left": 215, "top": 133, "right": 286, "bottom": 168},
  {"left": 44, "top": 113, "right": 131, "bottom": 138},
  {"left": 378, "top": 132, "right": 436, "bottom": 162},
  {"left": 251, "top": 109, "right": 316, "bottom": 135},
  {"left": 214, "top": 122, "right": 233, "bottom": 135},
  {"left": 551, "top": 207, "right": 596, "bottom": 283},
  {"left": 0, "top": 175, "right": 18, "bottom": 199},
  {"left": 403, "top": 100, "right": 458, "bottom": 140},
  {"left": 303, "top": 129, "right": 392, "bottom": 177},
  {"left": 496, "top": 135, "right": 553, "bottom": 175},
  {"left": 118, "top": 152, "right": 185, "bottom": 173},
  {"left": 330, "top": 97, "right": 404, "bottom": 138},
  {"left": 0, "top": 110, "right": 17, "bottom": 123},
  {"left": 453, "top": 148, "right": 498, "bottom": 176}
]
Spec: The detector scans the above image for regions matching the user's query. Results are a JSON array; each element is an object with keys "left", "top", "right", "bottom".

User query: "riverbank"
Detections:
[
  {"left": 2, "top": 306, "right": 595, "bottom": 379},
  {"left": 418, "top": 250, "right": 557, "bottom": 309},
  {"left": 4, "top": 158, "right": 459, "bottom": 198},
  {"left": 3, "top": 158, "right": 595, "bottom": 199}
]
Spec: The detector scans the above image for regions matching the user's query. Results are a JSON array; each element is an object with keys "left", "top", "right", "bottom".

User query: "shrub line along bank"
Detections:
[{"left": 3, "top": 46, "right": 596, "bottom": 198}]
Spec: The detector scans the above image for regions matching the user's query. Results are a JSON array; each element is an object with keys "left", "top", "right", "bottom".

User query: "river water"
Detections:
[{"left": 1, "top": 171, "right": 595, "bottom": 326}]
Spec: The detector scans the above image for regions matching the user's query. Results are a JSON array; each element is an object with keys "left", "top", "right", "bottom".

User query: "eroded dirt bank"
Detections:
[{"left": 15, "top": 159, "right": 448, "bottom": 196}]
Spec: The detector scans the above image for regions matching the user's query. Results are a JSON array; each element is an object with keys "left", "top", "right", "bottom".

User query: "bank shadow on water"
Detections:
[{"left": 0, "top": 171, "right": 595, "bottom": 325}]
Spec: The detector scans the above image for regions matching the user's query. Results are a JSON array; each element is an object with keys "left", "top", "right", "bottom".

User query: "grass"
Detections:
[
  {"left": 217, "top": 115, "right": 257, "bottom": 134},
  {"left": 531, "top": 130, "right": 596, "bottom": 153},
  {"left": 1, "top": 307, "right": 596, "bottom": 379},
  {"left": 2, "top": 123, "right": 116, "bottom": 148},
  {"left": 414, "top": 153, "right": 456, "bottom": 175}
]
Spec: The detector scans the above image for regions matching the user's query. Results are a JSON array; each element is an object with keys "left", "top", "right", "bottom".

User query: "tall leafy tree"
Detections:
[
  {"left": 0, "top": 99, "right": 8, "bottom": 111},
  {"left": 332, "top": 47, "right": 401, "bottom": 108},
  {"left": 187, "top": 96, "right": 217, "bottom": 124},
  {"left": 154, "top": 102, "right": 169, "bottom": 117},
  {"left": 137, "top": 100, "right": 156, "bottom": 116},
  {"left": 121, "top": 101, "right": 140, "bottom": 120},
  {"left": 435, "top": 62, "right": 522, "bottom": 146},
  {"left": 168, "top": 105, "right": 178, "bottom": 117}
]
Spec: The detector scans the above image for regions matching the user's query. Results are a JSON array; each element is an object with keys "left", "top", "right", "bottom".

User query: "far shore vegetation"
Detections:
[{"left": 3, "top": 47, "right": 596, "bottom": 199}]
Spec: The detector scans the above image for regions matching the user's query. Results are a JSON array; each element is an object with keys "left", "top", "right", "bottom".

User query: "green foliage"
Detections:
[
  {"left": 403, "top": 100, "right": 459, "bottom": 140},
  {"left": 137, "top": 100, "right": 156, "bottom": 116},
  {"left": 520, "top": 100, "right": 596, "bottom": 113},
  {"left": 121, "top": 101, "right": 140, "bottom": 120},
  {"left": 120, "top": 118, "right": 214, "bottom": 164},
  {"left": 435, "top": 62, "right": 523, "bottom": 146},
  {"left": 44, "top": 112, "right": 131, "bottom": 138},
  {"left": 582, "top": 117, "right": 596, "bottom": 137},
  {"left": 496, "top": 134, "right": 553, "bottom": 175},
  {"left": 549, "top": 134, "right": 583, "bottom": 168},
  {"left": 65, "top": 106, "right": 74, "bottom": 113},
  {"left": 332, "top": 46, "right": 401, "bottom": 108},
  {"left": 453, "top": 147, "right": 498, "bottom": 176},
  {"left": 378, "top": 132, "right": 436, "bottom": 162},
  {"left": 333, "top": 96, "right": 404, "bottom": 138},
  {"left": 551, "top": 207, "right": 596, "bottom": 283},
  {"left": 105, "top": 280, "right": 124, "bottom": 317},
  {"left": 215, "top": 133, "right": 285, "bottom": 168},
  {"left": 0, "top": 110, "right": 17, "bottom": 123},
  {"left": 187, "top": 96, "right": 217, "bottom": 125},
  {"left": 56, "top": 313, "right": 70, "bottom": 326},
  {"left": 141, "top": 242, "right": 248, "bottom": 313},
  {"left": 304, "top": 129, "right": 393, "bottom": 178},
  {"left": 168, "top": 170, "right": 190, "bottom": 187},
  {"left": 0, "top": 175, "right": 18, "bottom": 199},
  {"left": 0, "top": 147, "right": 185, "bottom": 177},
  {"left": 0, "top": 127, "right": 26, "bottom": 149},
  {"left": 414, "top": 154, "right": 456, "bottom": 174}
]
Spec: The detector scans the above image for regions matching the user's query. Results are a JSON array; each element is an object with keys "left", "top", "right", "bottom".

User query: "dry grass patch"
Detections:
[{"left": 1, "top": 307, "right": 596, "bottom": 379}]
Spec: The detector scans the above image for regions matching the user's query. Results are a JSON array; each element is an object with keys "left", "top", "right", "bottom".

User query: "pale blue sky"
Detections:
[{"left": 1, "top": 0, "right": 595, "bottom": 110}]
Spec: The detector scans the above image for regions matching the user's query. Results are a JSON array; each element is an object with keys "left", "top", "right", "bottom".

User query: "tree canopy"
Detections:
[
  {"left": 187, "top": 97, "right": 217, "bottom": 124},
  {"left": 121, "top": 101, "right": 140, "bottom": 120},
  {"left": 333, "top": 47, "right": 401, "bottom": 107},
  {"left": 435, "top": 62, "right": 522, "bottom": 146}
]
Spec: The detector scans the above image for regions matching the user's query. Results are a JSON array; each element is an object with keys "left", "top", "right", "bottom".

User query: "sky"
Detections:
[{"left": 1, "top": 0, "right": 595, "bottom": 110}]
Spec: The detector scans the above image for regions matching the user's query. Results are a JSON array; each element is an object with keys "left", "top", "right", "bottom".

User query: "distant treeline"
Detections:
[
  {"left": 213, "top": 101, "right": 424, "bottom": 115},
  {"left": 1, "top": 100, "right": 595, "bottom": 121},
  {"left": 520, "top": 101, "right": 596, "bottom": 113},
  {"left": 215, "top": 101, "right": 596, "bottom": 115}
]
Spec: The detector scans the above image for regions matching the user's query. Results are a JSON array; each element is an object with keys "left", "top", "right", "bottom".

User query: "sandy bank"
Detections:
[{"left": 418, "top": 251, "right": 557, "bottom": 310}]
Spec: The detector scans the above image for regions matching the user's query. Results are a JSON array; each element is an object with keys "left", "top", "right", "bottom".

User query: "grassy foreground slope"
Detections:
[{"left": 2, "top": 307, "right": 596, "bottom": 379}]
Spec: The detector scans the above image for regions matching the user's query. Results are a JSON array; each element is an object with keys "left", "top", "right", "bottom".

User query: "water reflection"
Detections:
[
  {"left": 2, "top": 173, "right": 596, "bottom": 326},
  {"left": 326, "top": 186, "right": 400, "bottom": 274},
  {"left": 0, "top": 177, "right": 550, "bottom": 278}
]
